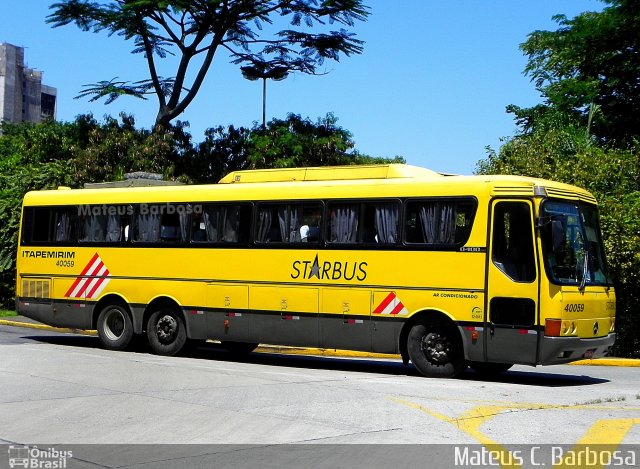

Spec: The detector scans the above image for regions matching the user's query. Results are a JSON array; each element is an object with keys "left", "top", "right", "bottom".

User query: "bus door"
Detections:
[{"left": 486, "top": 200, "right": 539, "bottom": 365}]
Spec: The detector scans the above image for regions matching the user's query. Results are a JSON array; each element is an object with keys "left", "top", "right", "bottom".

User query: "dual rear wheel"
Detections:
[
  {"left": 96, "top": 303, "right": 187, "bottom": 356},
  {"left": 97, "top": 303, "right": 258, "bottom": 357},
  {"left": 146, "top": 308, "right": 187, "bottom": 356},
  {"left": 96, "top": 305, "right": 133, "bottom": 351}
]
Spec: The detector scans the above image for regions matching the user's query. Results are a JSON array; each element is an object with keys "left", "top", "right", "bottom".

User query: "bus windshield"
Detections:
[{"left": 540, "top": 201, "right": 611, "bottom": 287}]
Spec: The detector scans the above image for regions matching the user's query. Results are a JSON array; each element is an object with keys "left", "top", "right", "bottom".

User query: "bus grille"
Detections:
[{"left": 22, "top": 279, "right": 51, "bottom": 300}]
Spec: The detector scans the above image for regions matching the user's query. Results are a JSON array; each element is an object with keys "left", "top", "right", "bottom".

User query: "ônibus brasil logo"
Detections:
[{"left": 64, "top": 253, "right": 111, "bottom": 299}]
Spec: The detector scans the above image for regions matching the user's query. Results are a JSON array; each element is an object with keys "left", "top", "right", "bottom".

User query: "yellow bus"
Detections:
[{"left": 16, "top": 164, "right": 616, "bottom": 378}]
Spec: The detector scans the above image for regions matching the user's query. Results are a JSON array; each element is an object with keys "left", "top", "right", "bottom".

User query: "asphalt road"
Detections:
[{"left": 0, "top": 324, "right": 639, "bottom": 467}]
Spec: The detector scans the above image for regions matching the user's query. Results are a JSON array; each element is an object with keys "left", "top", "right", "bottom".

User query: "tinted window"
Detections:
[
  {"left": 78, "top": 206, "right": 129, "bottom": 243},
  {"left": 327, "top": 201, "right": 399, "bottom": 245},
  {"left": 24, "top": 207, "right": 78, "bottom": 244},
  {"left": 492, "top": 202, "right": 536, "bottom": 282},
  {"left": 255, "top": 203, "right": 322, "bottom": 244},
  {"left": 134, "top": 204, "right": 190, "bottom": 244},
  {"left": 191, "top": 204, "right": 252, "bottom": 244},
  {"left": 404, "top": 199, "right": 475, "bottom": 246}
]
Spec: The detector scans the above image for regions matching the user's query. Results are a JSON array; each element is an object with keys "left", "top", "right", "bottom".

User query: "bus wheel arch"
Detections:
[
  {"left": 144, "top": 297, "right": 187, "bottom": 356},
  {"left": 400, "top": 310, "right": 466, "bottom": 378},
  {"left": 93, "top": 295, "right": 134, "bottom": 351}
]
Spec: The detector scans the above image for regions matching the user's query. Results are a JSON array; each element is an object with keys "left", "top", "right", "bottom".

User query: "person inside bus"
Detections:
[{"left": 300, "top": 210, "right": 321, "bottom": 242}]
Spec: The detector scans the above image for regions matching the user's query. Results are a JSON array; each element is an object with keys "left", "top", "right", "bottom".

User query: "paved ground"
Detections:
[{"left": 1, "top": 321, "right": 639, "bottom": 467}]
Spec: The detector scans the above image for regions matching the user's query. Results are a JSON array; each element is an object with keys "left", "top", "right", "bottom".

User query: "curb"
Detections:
[
  {"left": 568, "top": 358, "right": 640, "bottom": 367},
  {"left": 1, "top": 318, "right": 639, "bottom": 366},
  {"left": 0, "top": 319, "right": 98, "bottom": 337}
]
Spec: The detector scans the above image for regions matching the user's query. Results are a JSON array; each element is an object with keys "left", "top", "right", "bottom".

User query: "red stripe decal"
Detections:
[
  {"left": 64, "top": 252, "right": 100, "bottom": 297},
  {"left": 389, "top": 301, "right": 405, "bottom": 315},
  {"left": 74, "top": 261, "right": 105, "bottom": 298},
  {"left": 373, "top": 292, "right": 395, "bottom": 314},
  {"left": 85, "top": 267, "right": 110, "bottom": 299}
]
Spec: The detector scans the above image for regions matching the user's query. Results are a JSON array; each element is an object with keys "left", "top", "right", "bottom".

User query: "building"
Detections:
[{"left": 0, "top": 43, "right": 57, "bottom": 125}]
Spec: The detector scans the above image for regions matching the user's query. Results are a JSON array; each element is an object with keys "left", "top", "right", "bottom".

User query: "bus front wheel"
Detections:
[
  {"left": 407, "top": 320, "right": 466, "bottom": 378},
  {"left": 97, "top": 304, "right": 134, "bottom": 351},
  {"left": 146, "top": 309, "right": 187, "bottom": 356}
]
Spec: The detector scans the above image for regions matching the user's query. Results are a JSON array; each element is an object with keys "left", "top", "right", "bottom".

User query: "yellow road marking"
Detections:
[
  {"left": 578, "top": 418, "right": 640, "bottom": 444},
  {"left": 553, "top": 419, "right": 640, "bottom": 469},
  {"left": 390, "top": 397, "right": 523, "bottom": 468},
  {"left": 390, "top": 397, "right": 640, "bottom": 469}
]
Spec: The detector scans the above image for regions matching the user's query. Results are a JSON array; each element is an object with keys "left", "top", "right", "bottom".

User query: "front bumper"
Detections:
[{"left": 539, "top": 333, "right": 616, "bottom": 365}]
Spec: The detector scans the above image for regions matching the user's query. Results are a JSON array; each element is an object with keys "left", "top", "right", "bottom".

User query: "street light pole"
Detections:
[
  {"left": 241, "top": 63, "right": 290, "bottom": 128},
  {"left": 262, "top": 76, "right": 267, "bottom": 128}
]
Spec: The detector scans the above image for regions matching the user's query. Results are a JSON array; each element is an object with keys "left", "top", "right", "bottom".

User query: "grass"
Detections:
[
  {"left": 578, "top": 396, "right": 627, "bottom": 406},
  {"left": 0, "top": 309, "right": 17, "bottom": 318}
]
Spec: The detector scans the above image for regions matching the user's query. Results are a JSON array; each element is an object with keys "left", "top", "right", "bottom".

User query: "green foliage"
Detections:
[
  {"left": 47, "top": 0, "right": 369, "bottom": 129},
  {"left": 69, "top": 114, "right": 193, "bottom": 183},
  {"left": 0, "top": 120, "right": 78, "bottom": 307},
  {"left": 186, "top": 113, "right": 405, "bottom": 183},
  {"left": 517, "top": 0, "right": 640, "bottom": 144},
  {"left": 179, "top": 125, "right": 254, "bottom": 183}
]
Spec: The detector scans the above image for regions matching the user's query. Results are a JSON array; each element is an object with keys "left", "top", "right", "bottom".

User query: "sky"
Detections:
[{"left": 1, "top": 1, "right": 605, "bottom": 175}]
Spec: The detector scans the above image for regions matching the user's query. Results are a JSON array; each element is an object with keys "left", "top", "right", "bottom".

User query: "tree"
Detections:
[
  {"left": 514, "top": 0, "right": 640, "bottom": 144},
  {"left": 48, "top": 0, "right": 369, "bottom": 131},
  {"left": 0, "top": 120, "right": 77, "bottom": 307},
  {"left": 183, "top": 113, "right": 405, "bottom": 183}
]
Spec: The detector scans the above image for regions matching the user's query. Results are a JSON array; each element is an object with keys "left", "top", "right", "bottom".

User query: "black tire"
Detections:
[
  {"left": 222, "top": 341, "right": 259, "bottom": 355},
  {"left": 407, "top": 320, "right": 466, "bottom": 378},
  {"left": 469, "top": 362, "right": 513, "bottom": 376},
  {"left": 146, "top": 308, "right": 187, "bottom": 356},
  {"left": 96, "top": 304, "right": 134, "bottom": 351}
]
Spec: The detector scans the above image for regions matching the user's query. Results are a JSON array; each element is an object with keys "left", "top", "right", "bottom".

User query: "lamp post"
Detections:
[{"left": 241, "top": 63, "right": 289, "bottom": 128}]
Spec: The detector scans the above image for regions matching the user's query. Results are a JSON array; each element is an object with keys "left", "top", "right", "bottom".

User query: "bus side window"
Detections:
[
  {"left": 327, "top": 203, "right": 359, "bottom": 243},
  {"left": 492, "top": 202, "right": 535, "bottom": 282},
  {"left": 404, "top": 199, "right": 475, "bottom": 247},
  {"left": 193, "top": 204, "right": 251, "bottom": 244},
  {"left": 27, "top": 207, "right": 78, "bottom": 244},
  {"left": 363, "top": 202, "right": 399, "bottom": 244},
  {"left": 256, "top": 203, "right": 321, "bottom": 244},
  {"left": 134, "top": 205, "right": 188, "bottom": 244}
]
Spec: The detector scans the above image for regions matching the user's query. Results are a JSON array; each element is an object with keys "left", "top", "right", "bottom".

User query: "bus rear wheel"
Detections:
[
  {"left": 146, "top": 308, "right": 187, "bottom": 356},
  {"left": 97, "top": 304, "right": 133, "bottom": 351},
  {"left": 407, "top": 320, "right": 466, "bottom": 378}
]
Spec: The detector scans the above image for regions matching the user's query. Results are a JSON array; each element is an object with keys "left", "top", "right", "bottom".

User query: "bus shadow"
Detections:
[
  {"left": 25, "top": 333, "right": 609, "bottom": 386},
  {"left": 459, "top": 369, "right": 610, "bottom": 387}
]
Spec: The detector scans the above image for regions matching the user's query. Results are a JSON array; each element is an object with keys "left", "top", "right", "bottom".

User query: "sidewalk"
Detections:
[{"left": 1, "top": 315, "right": 638, "bottom": 365}]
